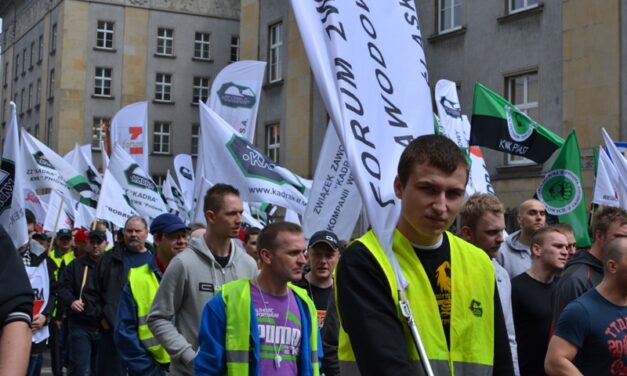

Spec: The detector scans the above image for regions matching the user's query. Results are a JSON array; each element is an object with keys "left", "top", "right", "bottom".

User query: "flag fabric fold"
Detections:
[
  {"left": 592, "top": 147, "right": 621, "bottom": 207},
  {"left": 471, "top": 82, "right": 563, "bottom": 164},
  {"left": 536, "top": 130, "right": 591, "bottom": 247},
  {"left": 95, "top": 169, "right": 140, "bottom": 229}
]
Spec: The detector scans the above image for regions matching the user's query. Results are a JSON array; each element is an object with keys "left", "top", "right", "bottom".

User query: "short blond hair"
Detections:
[{"left": 460, "top": 193, "right": 505, "bottom": 231}]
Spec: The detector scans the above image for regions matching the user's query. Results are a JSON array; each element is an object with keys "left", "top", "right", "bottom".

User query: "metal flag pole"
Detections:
[{"left": 398, "top": 288, "right": 434, "bottom": 376}]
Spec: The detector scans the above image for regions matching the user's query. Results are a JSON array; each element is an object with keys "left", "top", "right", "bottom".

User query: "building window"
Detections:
[
  {"left": 230, "top": 36, "right": 240, "bottom": 63},
  {"left": 266, "top": 123, "right": 280, "bottom": 163},
  {"left": 439, "top": 0, "right": 461, "bottom": 33},
  {"left": 510, "top": 0, "right": 539, "bottom": 13},
  {"left": 155, "top": 73, "right": 172, "bottom": 102},
  {"left": 21, "top": 49, "right": 26, "bottom": 74},
  {"left": 30, "top": 42, "right": 35, "bottom": 68},
  {"left": 191, "top": 124, "right": 200, "bottom": 156},
  {"left": 36, "top": 79, "right": 41, "bottom": 106},
  {"left": 268, "top": 23, "right": 282, "bottom": 83},
  {"left": 38, "top": 35, "right": 43, "bottom": 62},
  {"left": 50, "top": 23, "right": 57, "bottom": 53},
  {"left": 3, "top": 62, "right": 8, "bottom": 85},
  {"left": 34, "top": 123, "right": 39, "bottom": 137},
  {"left": 505, "top": 71, "right": 538, "bottom": 165},
  {"left": 94, "top": 67, "right": 112, "bottom": 97},
  {"left": 13, "top": 93, "right": 18, "bottom": 108},
  {"left": 92, "top": 117, "right": 109, "bottom": 149},
  {"left": 153, "top": 122, "right": 171, "bottom": 154},
  {"left": 48, "top": 69, "right": 55, "bottom": 98},
  {"left": 28, "top": 84, "right": 32, "bottom": 110},
  {"left": 20, "top": 88, "right": 25, "bottom": 114},
  {"left": 47, "top": 117, "right": 53, "bottom": 144},
  {"left": 156, "top": 28, "right": 174, "bottom": 56},
  {"left": 192, "top": 77, "right": 209, "bottom": 104},
  {"left": 14, "top": 54, "right": 19, "bottom": 77},
  {"left": 194, "top": 32, "right": 211, "bottom": 60},
  {"left": 96, "top": 21, "right": 114, "bottom": 49}
]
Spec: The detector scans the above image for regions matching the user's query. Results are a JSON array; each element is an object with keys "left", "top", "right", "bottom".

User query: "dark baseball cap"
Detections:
[
  {"left": 149, "top": 213, "right": 190, "bottom": 235},
  {"left": 32, "top": 232, "right": 50, "bottom": 241},
  {"left": 88, "top": 230, "right": 107, "bottom": 243},
  {"left": 57, "top": 229, "right": 73, "bottom": 240},
  {"left": 308, "top": 230, "right": 339, "bottom": 251}
]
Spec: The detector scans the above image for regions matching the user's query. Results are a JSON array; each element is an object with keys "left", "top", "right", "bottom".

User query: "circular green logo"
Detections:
[
  {"left": 505, "top": 105, "right": 534, "bottom": 142},
  {"left": 537, "top": 169, "right": 582, "bottom": 215}
]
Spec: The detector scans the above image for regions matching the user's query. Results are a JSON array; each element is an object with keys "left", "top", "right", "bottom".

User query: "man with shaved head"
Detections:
[
  {"left": 545, "top": 237, "right": 627, "bottom": 375},
  {"left": 496, "top": 199, "right": 546, "bottom": 278}
]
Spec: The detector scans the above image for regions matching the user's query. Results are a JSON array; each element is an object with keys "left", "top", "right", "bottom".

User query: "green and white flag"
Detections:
[
  {"left": 537, "top": 130, "right": 591, "bottom": 247},
  {"left": 471, "top": 82, "right": 563, "bottom": 164}
]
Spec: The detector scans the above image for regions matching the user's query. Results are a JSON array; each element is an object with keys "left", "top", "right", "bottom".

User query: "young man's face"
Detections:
[
  {"left": 517, "top": 200, "right": 546, "bottom": 235},
  {"left": 463, "top": 211, "right": 505, "bottom": 259},
  {"left": 156, "top": 230, "right": 189, "bottom": 257},
  {"left": 244, "top": 234, "right": 259, "bottom": 261},
  {"left": 88, "top": 239, "right": 107, "bottom": 259},
  {"left": 308, "top": 243, "right": 339, "bottom": 282},
  {"left": 56, "top": 237, "right": 73, "bottom": 252},
  {"left": 598, "top": 221, "right": 627, "bottom": 248},
  {"left": 564, "top": 231, "right": 577, "bottom": 261},
  {"left": 533, "top": 232, "right": 569, "bottom": 272},
  {"left": 394, "top": 163, "right": 467, "bottom": 245},
  {"left": 263, "top": 231, "right": 307, "bottom": 283},
  {"left": 207, "top": 194, "right": 243, "bottom": 239}
]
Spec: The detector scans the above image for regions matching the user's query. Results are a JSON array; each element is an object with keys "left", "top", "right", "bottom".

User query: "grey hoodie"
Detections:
[
  {"left": 495, "top": 230, "right": 532, "bottom": 279},
  {"left": 146, "top": 236, "right": 258, "bottom": 376}
]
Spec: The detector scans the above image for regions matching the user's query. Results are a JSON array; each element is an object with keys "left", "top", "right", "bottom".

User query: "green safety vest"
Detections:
[
  {"left": 337, "top": 230, "right": 495, "bottom": 376},
  {"left": 221, "top": 279, "right": 320, "bottom": 376},
  {"left": 127, "top": 264, "right": 170, "bottom": 365},
  {"left": 49, "top": 250, "right": 64, "bottom": 281},
  {"left": 62, "top": 251, "right": 76, "bottom": 269}
]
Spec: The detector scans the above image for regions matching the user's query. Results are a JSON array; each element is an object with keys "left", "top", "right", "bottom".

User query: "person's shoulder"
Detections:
[{"left": 338, "top": 238, "right": 374, "bottom": 265}]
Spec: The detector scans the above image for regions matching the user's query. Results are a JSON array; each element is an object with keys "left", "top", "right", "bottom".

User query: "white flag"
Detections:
[
  {"left": 601, "top": 129, "right": 627, "bottom": 209},
  {"left": 95, "top": 169, "right": 140, "bottom": 229},
  {"left": 64, "top": 144, "right": 92, "bottom": 165},
  {"left": 200, "top": 102, "right": 309, "bottom": 214},
  {"left": 163, "top": 170, "right": 190, "bottom": 222},
  {"left": 302, "top": 124, "right": 361, "bottom": 242},
  {"left": 108, "top": 144, "right": 168, "bottom": 222},
  {"left": 593, "top": 147, "right": 621, "bottom": 207},
  {"left": 110, "top": 101, "right": 149, "bottom": 172},
  {"left": 100, "top": 140, "right": 109, "bottom": 172},
  {"left": 207, "top": 60, "right": 266, "bottom": 142},
  {"left": 174, "top": 154, "right": 195, "bottom": 212},
  {"left": 0, "top": 102, "right": 29, "bottom": 248},
  {"left": 74, "top": 202, "right": 96, "bottom": 230},
  {"left": 43, "top": 191, "right": 73, "bottom": 232},
  {"left": 284, "top": 209, "right": 301, "bottom": 226},
  {"left": 21, "top": 131, "right": 98, "bottom": 209},
  {"left": 290, "top": 0, "right": 433, "bottom": 273},
  {"left": 435, "top": 80, "right": 468, "bottom": 149},
  {"left": 24, "top": 190, "right": 48, "bottom": 229},
  {"left": 67, "top": 143, "right": 102, "bottom": 196}
]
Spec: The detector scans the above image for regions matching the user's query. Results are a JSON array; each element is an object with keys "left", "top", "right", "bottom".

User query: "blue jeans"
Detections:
[
  {"left": 50, "top": 319, "right": 68, "bottom": 376},
  {"left": 96, "top": 331, "right": 126, "bottom": 376},
  {"left": 68, "top": 324, "right": 100, "bottom": 376},
  {"left": 26, "top": 352, "right": 43, "bottom": 376}
]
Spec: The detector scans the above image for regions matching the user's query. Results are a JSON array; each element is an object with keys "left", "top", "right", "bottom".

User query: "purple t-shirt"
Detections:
[{"left": 250, "top": 284, "right": 302, "bottom": 375}]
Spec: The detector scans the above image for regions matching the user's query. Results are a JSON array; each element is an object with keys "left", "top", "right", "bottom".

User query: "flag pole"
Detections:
[{"left": 399, "top": 288, "right": 434, "bottom": 376}]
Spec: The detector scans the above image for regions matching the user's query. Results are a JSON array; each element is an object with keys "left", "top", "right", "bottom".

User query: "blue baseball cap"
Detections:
[{"left": 150, "top": 214, "right": 190, "bottom": 235}]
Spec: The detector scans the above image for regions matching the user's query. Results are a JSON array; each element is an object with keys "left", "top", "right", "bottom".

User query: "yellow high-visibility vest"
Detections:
[
  {"left": 128, "top": 264, "right": 170, "bottom": 365},
  {"left": 337, "top": 230, "right": 495, "bottom": 375}
]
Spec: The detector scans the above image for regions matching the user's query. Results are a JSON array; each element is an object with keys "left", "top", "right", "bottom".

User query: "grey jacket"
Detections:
[
  {"left": 146, "top": 237, "right": 258, "bottom": 376},
  {"left": 495, "top": 230, "right": 532, "bottom": 279},
  {"left": 493, "top": 259, "right": 520, "bottom": 376}
]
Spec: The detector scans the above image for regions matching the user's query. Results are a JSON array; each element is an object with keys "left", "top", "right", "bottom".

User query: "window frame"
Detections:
[
  {"left": 92, "top": 117, "right": 109, "bottom": 150},
  {"left": 192, "top": 76, "right": 210, "bottom": 104},
  {"left": 29, "top": 42, "right": 35, "bottom": 68},
  {"left": 96, "top": 21, "right": 115, "bottom": 50},
  {"left": 509, "top": 0, "right": 539, "bottom": 14},
  {"left": 153, "top": 121, "right": 171, "bottom": 154},
  {"left": 94, "top": 67, "right": 112, "bottom": 97},
  {"left": 438, "top": 0, "right": 462, "bottom": 34},
  {"left": 191, "top": 123, "right": 200, "bottom": 156},
  {"left": 156, "top": 28, "right": 174, "bottom": 56},
  {"left": 268, "top": 22, "right": 283, "bottom": 83},
  {"left": 265, "top": 123, "right": 280, "bottom": 163},
  {"left": 194, "top": 32, "right": 211, "bottom": 60},
  {"left": 155, "top": 73, "right": 173, "bottom": 102},
  {"left": 505, "top": 71, "right": 539, "bottom": 166},
  {"left": 230, "top": 35, "right": 240, "bottom": 63},
  {"left": 50, "top": 23, "right": 57, "bottom": 53},
  {"left": 48, "top": 69, "right": 55, "bottom": 99}
]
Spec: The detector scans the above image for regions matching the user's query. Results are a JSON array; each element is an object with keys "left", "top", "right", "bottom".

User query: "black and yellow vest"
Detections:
[{"left": 337, "top": 229, "right": 495, "bottom": 375}]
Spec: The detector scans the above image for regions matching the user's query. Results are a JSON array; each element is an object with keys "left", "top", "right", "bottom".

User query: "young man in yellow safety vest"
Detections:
[
  {"left": 195, "top": 221, "right": 322, "bottom": 375},
  {"left": 335, "top": 134, "right": 514, "bottom": 376},
  {"left": 114, "top": 213, "right": 190, "bottom": 376}
]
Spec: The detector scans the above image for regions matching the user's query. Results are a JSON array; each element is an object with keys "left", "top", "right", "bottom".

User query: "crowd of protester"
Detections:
[{"left": 2, "top": 134, "right": 627, "bottom": 376}]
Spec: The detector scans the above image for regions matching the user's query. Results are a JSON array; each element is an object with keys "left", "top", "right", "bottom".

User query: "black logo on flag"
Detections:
[
  {"left": 179, "top": 166, "right": 193, "bottom": 181},
  {"left": 217, "top": 82, "right": 256, "bottom": 109},
  {"left": 124, "top": 164, "right": 157, "bottom": 191},
  {"left": 33, "top": 151, "right": 55, "bottom": 169},
  {"left": 86, "top": 168, "right": 101, "bottom": 189},
  {"left": 226, "top": 135, "right": 305, "bottom": 194},
  {"left": 439, "top": 96, "right": 461, "bottom": 118},
  {"left": 0, "top": 160, "right": 14, "bottom": 215}
]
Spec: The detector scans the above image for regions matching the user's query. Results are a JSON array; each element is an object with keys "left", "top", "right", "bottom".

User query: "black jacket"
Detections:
[
  {"left": 552, "top": 250, "right": 603, "bottom": 323},
  {"left": 0, "top": 227, "right": 33, "bottom": 328},
  {"left": 58, "top": 255, "right": 100, "bottom": 330},
  {"left": 27, "top": 239, "right": 56, "bottom": 354}
]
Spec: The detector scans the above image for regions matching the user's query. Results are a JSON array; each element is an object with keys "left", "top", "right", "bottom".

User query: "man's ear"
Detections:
[
  {"left": 393, "top": 176, "right": 403, "bottom": 199},
  {"left": 531, "top": 242, "right": 542, "bottom": 257},
  {"left": 259, "top": 248, "right": 271, "bottom": 265},
  {"left": 205, "top": 209, "right": 215, "bottom": 224},
  {"left": 460, "top": 226, "right": 473, "bottom": 241}
]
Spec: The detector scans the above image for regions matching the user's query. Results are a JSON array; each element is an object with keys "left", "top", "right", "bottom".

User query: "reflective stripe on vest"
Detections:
[
  {"left": 221, "top": 279, "right": 320, "bottom": 376},
  {"left": 337, "top": 230, "right": 495, "bottom": 376},
  {"left": 49, "top": 251, "right": 63, "bottom": 281},
  {"left": 128, "top": 264, "right": 170, "bottom": 365}
]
